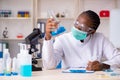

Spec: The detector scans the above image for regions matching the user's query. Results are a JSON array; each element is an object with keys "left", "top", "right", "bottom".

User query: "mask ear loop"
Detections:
[
  {"left": 87, "top": 29, "right": 96, "bottom": 38},
  {"left": 87, "top": 27, "right": 96, "bottom": 34},
  {"left": 90, "top": 29, "right": 96, "bottom": 34}
]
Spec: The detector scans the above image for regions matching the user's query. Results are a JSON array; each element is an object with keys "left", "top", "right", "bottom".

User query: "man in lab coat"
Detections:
[{"left": 42, "top": 10, "right": 120, "bottom": 71}]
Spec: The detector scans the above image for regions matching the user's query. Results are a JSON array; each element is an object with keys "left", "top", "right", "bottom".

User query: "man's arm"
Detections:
[
  {"left": 42, "top": 19, "right": 63, "bottom": 69},
  {"left": 86, "top": 36, "right": 120, "bottom": 71},
  {"left": 102, "top": 37, "right": 120, "bottom": 69},
  {"left": 42, "top": 38, "right": 63, "bottom": 69}
]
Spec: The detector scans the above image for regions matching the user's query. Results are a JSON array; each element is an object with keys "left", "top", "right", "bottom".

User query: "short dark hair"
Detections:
[{"left": 80, "top": 10, "right": 100, "bottom": 30}]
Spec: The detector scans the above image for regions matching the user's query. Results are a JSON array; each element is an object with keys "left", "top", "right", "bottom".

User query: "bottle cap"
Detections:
[
  {"left": 12, "top": 72, "right": 18, "bottom": 75},
  {"left": 5, "top": 73, "right": 11, "bottom": 76},
  {"left": 0, "top": 73, "right": 4, "bottom": 76}
]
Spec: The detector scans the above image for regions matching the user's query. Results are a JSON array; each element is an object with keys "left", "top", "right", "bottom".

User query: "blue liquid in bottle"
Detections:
[
  {"left": 20, "top": 65, "right": 32, "bottom": 77},
  {"left": 0, "top": 52, "right": 3, "bottom": 58}
]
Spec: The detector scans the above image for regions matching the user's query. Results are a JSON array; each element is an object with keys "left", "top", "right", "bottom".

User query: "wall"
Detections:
[
  {"left": 0, "top": 0, "right": 33, "bottom": 58},
  {"left": 0, "top": 40, "right": 25, "bottom": 58},
  {"left": 80, "top": 0, "right": 117, "bottom": 38},
  {"left": 1, "top": 0, "right": 119, "bottom": 57},
  {"left": 0, "top": 0, "right": 33, "bottom": 39}
]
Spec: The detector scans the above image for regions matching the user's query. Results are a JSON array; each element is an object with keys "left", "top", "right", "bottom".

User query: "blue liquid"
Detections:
[
  {"left": 0, "top": 52, "right": 3, "bottom": 58},
  {"left": 0, "top": 73, "right": 4, "bottom": 76},
  {"left": 70, "top": 70, "right": 86, "bottom": 73},
  {"left": 12, "top": 72, "right": 18, "bottom": 75},
  {"left": 51, "top": 26, "right": 66, "bottom": 36},
  {"left": 56, "top": 61, "right": 61, "bottom": 69},
  {"left": 20, "top": 65, "right": 32, "bottom": 77}
]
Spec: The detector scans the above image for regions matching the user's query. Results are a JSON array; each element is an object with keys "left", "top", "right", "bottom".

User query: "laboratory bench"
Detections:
[{"left": 0, "top": 69, "right": 120, "bottom": 80}]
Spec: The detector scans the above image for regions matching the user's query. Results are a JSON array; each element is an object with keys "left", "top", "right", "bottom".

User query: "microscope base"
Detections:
[{"left": 32, "top": 65, "right": 42, "bottom": 71}]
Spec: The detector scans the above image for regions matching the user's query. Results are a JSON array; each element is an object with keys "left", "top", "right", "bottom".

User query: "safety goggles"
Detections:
[{"left": 74, "top": 21, "right": 95, "bottom": 32}]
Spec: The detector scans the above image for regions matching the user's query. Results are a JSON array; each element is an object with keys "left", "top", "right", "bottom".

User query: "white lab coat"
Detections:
[{"left": 42, "top": 32, "right": 120, "bottom": 69}]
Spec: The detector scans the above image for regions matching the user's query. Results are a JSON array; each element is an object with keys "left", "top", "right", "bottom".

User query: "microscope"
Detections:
[
  {"left": 25, "top": 28, "right": 44, "bottom": 71},
  {"left": 25, "top": 10, "right": 65, "bottom": 71}
]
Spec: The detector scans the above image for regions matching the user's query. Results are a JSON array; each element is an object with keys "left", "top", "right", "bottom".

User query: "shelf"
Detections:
[
  {"left": 0, "top": 38, "right": 24, "bottom": 40},
  {"left": 37, "top": 17, "right": 74, "bottom": 20},
  {"left": 0, "top": 17, "right": 32, "bottom": 20}
]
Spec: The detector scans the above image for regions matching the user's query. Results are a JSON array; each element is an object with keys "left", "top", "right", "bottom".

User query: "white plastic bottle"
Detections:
[
  {"left": 20, "top": 50, "right": 32, "bottom": 77},
  {"left": 3, "top": 49, "right": 10, "bottom": 61},
  {"left": 6, "top": 57, "right": 12, "bottom": 76},
  {"left": 3, "top": 49, "right": 10, "bottom": 74},
  {"left": 12, "top": 57, "right": 18, "bottom": 75},
  {"left": 0, "top": 43, "right": 3, "bottom": 58},
  {"left": 17, "top": 53, "right": 21, "bottom": 74},
  {"left": 0, "top": 58, "right": 4, "bottom": 76},
  {"left": 17, "top": 43, "right": 25, "bottom": 74}
]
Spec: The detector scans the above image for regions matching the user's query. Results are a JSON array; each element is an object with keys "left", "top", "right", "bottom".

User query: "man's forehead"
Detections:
[
  {"left": 77, "top": 15, "right": 90, "bottom": 23},
  {"left": 76, "top": 15, "right": 93, "bottom": 27},
  {"left": 77, "top": 17, "right": 86, "bottom": 22}
]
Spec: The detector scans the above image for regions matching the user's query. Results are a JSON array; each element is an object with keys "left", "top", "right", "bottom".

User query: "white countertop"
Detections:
[{"left": 0, "top": 69, "right": 120, "bottom": 80}]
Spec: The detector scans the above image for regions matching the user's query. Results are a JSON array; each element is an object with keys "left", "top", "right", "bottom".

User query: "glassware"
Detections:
[{"left": 47, "top": 10, "right": 66, "bottom": 36}]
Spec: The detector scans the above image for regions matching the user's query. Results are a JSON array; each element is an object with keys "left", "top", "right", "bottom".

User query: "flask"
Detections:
[
  {"left": 51, "top": 25, "right": 66, "bottom": 36},
  {"left": 47, "top": 10, "right": 66, "bottom": 36}
]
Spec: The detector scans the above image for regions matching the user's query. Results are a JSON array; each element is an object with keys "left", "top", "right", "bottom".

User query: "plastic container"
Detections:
[
  {"left": 3, "top": 49, "right": 10, "bottom": 74},
  {"left": 25, "top": 11, "right": 29, "bottom": 17},
  {"left": 20, "top": 50, "right": 32, "bottom": 77},
  {"left": 12, "top": 57, "right": 18, "bottom": 75},
  {"left": 0, "top": 59, "right": 4, "bottom": 76},
  {"left": 5, "top": 57, "right": 12, "bottom": 76},
  {"left": 3, "top": 49, "right": 10, "bottom": 61},
  {"left": 17, "top": 43, "right": 25, "bottom": 74},
  {"left": 0, "top": 43, "right": 3, "bottom": 58},
  {"left": 2, "top": 42, "right": 9, "bottom": 49},
  {"left": 0, "top": 51, "right": 3, "bottom": 58}
]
